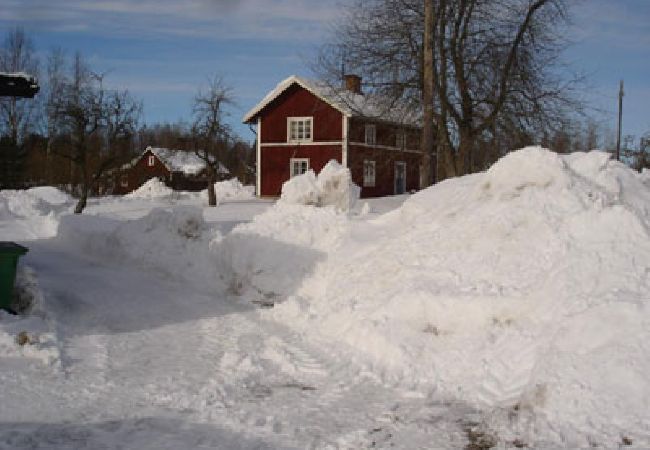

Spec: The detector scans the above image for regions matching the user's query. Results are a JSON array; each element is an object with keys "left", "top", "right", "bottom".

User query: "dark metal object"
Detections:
[{"left": 0, "top": 73, "right": 40, "bottom": 98}]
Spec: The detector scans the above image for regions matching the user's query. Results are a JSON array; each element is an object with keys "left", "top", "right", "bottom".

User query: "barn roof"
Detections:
[
  {"left": 121, "top": 147, "right": 229, "bottom": 175},
  {"left": 242, "top": 75, "right": 420, "bottom": 127}
]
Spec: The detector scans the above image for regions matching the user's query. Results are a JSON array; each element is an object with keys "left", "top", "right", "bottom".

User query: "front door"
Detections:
[{"left": 394, "top": 162, "right": 406, "bottom": 194}]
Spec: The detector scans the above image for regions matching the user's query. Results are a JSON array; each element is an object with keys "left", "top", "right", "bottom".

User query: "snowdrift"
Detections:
[
  {"left": 0, "top": 187, "right": 73, "bottom": 239},
  {"left": 280, "top": 160, "right": 360, "bottom": 211},
  {"left": 125, "top": 177, "right": 174, "bottom": 199},
  {"left": 200, "top": 178, "right": 255, "bottom": 202},
  {"left": 254, "top": 147, "right": 650, "bottom": 447},
  {"left": 56, "top": 206, "right": 225, "bottom": 289}
]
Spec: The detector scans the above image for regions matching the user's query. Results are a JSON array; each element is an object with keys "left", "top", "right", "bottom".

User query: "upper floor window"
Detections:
[
  {"left": 148, "top": 155, "right": 155, "bottom": 166},
  {"left": 396, "top": 132, "right": 406, "bottom": 149},
  {"left": 288, "top": 117, "right": 313, "bottom": 142},
  {"left": 365, "top": 124, "right": 376, "bottom": 145}
]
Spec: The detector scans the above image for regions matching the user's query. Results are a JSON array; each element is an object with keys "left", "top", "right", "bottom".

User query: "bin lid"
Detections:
[{"left": 0, "top": 242, "right": 29, "bottom": 255}]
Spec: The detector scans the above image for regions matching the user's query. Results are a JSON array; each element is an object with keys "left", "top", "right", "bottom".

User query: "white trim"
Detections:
[
  {"left": 290, "top": 158, "right": 310, "bottom": 177},
  {"left": 342, "top": 116, "right": 348, "bottom": 167},
  {"left": 243, "top": 75, "right": 352, "bottom": 123},
  {"left": 256, "top": 117, "right": 262, "bottom": 196},
  {"left": 262, "top": 141, "right": 342, "bottom": 147},
  {"left": 349, "top": 141, "right": 423, "bottom": 154},
  {"left": 287, "top": 116, "right": 314, "bottom": 143}
]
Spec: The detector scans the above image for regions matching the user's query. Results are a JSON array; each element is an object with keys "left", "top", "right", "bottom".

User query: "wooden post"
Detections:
[{"left": 616, "top": 80, "right": 624, "bottom": 161}]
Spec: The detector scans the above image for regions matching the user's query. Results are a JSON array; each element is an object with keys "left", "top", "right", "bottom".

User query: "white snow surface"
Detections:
[
  {"left": 1, "top": 147, "right": 649, "bottom": 449},
  {"left": 124, "top": 177, "right": 174, "bottom": 199},
  {"left": 200, "top": 178, "right": 255, "bottom": 202},
  {"left": 280, "top": 160, "right": 360, "bottom": 211}
]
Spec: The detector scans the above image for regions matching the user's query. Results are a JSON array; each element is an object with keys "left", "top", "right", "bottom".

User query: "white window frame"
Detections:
[
  {"left": 363, "top": 160, "right": 376, "bottom": 187},
  {"left": 287, "top": 117, "right": 313, "bottom": 143},
  {"left": 290, "top": 158, "right": 310, "bottom": 177},
  {"left": 396, "top": 131, "right": 406, "bottom": 149},
  {"left": 365, "top": 124, "right": 376, "bottom": 145},
  {"left": 120, "top": 175, "right": 128, "bottom": 187},
  {"left": 147, "top": 155, "right": 155, "bottom": 166}
]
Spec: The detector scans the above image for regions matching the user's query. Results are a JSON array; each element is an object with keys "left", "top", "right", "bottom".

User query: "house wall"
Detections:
[
  {"left": 348, "top": 144, "right": 422, "bottom": 198},
  {"left": 260, "top": 84, "right": 343, "bottom": 143},
  {"left": 260, "top": 144, "right": 342, "bottom": 196},
  {"left": 112, "top": 149, "right": 171, "bottom": 195}
]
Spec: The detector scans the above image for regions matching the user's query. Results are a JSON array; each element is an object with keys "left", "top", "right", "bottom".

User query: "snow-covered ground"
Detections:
[{"left": 1, "top": 152, "right": 649, "bottom": 449}]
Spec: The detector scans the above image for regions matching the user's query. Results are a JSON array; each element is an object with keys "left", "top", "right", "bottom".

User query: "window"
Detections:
[
  {"left": 396, "top": 132, "right": 406, "bottom": 149},
  {"left": 365, "top": 124, "right": 376, "bottom": 145},
  {"left": 288, "top": 117, "right": 313, "bottom": 142},
  {"left": 363, "top": 160, "right": 376, "bottom": 187},
  {"left": 148, "top": 155, "right": 155, "bottom": 166},
  {"left": 120, "top": 175, "right": 128, "bottom": 187},
  {"left": 290, "top": 158, "right": 309, "bottom": 177}
]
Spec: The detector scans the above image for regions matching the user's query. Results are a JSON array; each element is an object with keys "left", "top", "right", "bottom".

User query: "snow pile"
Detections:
[
  {"left": 266, "top": 147, "right": 650, "bottom": 447},
  {"left": 125, "top": 177, "right": 174, "bottom": 199},
  {"left": 641, "top": 167, "right": 650, "bottom": 187},
  {"left": 0, "top": 186, "right": 72, "bottom": 219},
  {"left": 0, "top": 267, "right": 59, "bottom": 366},
  {"left": 200, "top": 178, "right": 255, "bottom": 202},
  {"left": 280, "top": 160, "right": 360, "bottom": 211},
  {"left": 217, "top": 203, "right": 349, "bottom": 303},
  {"left": 0, "top": 187, "right": 72, "bottom": 239},
  {"left": 56, "top": 207, "right": 224, "bottom": 288}
]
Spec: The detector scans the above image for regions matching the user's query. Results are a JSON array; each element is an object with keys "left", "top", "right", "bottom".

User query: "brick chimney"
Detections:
[{"left": 343, "top": 74, "right": 362, "bottom": 95}]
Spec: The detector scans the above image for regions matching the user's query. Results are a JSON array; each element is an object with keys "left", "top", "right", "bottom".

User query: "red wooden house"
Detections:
[
  {"left": 243, "top": 75, "right": 424, "bottom": 198},
  {"left": 109, "top": 147, "right": 227, "bottom": 195}
]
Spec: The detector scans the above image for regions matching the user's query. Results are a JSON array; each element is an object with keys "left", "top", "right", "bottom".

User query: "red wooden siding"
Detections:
[
  {"left": 261, "top": 144, "right": 342, "bottom": 196},
  {"left": 348, "top": 145, "right": 422, "bottom": 198},
  {"left": 112, "top": 149, "right": 171, "bottom": 195},
  {"left": 261, "top": 84, "right": 343, "bottom": 143}
]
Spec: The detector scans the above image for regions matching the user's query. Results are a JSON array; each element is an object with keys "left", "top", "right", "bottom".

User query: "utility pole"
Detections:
[{"left": 616, "top": 80, "right": 624, "bottom": 161}]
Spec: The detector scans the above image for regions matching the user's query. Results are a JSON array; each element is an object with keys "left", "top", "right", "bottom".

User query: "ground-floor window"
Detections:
[
  {"left": 363, "top": 160, "right": 376, "bottom": 187},
  {"left": 120, "top": 175, "right": 128, "bottom": 187},
  {"left": 290, "top": 158, "right": 309, "bottom": 177}
]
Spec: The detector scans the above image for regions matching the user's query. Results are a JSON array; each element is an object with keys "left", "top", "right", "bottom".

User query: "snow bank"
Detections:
[
  {"left": 280, "top": 160, "right": 360, "bottom": 211},
  {"left": 125, "top": 177, "right": 174, "bottom": 199},
  {"left": 200, "top": 178, "right": 255, "bottom": 202},
  {"left": 0, "top": 186, "right": 72, "bottom": 219},
  {"left": 0, "top": 266, "right": 59, "bottom": 366},
  {"left": 56, "top": 206, "right": 224, "bottom": 289},
  {"left": 265, "top": 147, "right": 650, "bottom": 447},
  {"left": 0, "top": 187, "right": 73, "bottom": 239},
  {"left": 217, "top": 203, "right": 349, "bottom": 302}
]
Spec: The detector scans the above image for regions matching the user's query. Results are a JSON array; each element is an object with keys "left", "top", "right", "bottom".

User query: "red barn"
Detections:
[
  {"left": 109, "top": 147, "right": 227, "bottom": 195},
  {"left": 243, "top": 75, "right": 424, "bottom": 198}
]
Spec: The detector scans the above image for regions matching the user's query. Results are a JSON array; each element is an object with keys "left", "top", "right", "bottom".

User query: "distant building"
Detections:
[
  {"left": 243, "top": 75, "right": 423, "bottom": 198},
  {"left": 108, "top": 147, "right": 228, "bottom": 195}
]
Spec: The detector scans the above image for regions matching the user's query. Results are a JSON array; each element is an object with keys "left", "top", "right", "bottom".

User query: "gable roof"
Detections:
[
  {"left": 120, "top": 147, "right": 229, "bottom": 175},
  {"left": 242, "top": 75, "right": 420, "bottom": 127}
]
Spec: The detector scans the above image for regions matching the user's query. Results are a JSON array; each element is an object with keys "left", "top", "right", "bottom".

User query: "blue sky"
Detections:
[{"left": 1, "top": 0, "right": 648, "bottom": 145}]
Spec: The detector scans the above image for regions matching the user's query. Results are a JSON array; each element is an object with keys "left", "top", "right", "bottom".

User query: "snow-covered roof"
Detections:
[
  {"left": 147, "top": 147, "right": 229, "bottom": 175},
  {"left": 242, "top": 75, "right": 420, "bottom": 127}
]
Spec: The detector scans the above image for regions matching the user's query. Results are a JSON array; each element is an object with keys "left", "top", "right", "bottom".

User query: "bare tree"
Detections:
[
  {"left": 318, "top": 0, "right": 581, "bottom": 182},
  {"left": 191, "top": 75, "right": 234, "bottom": 206},
  {"left": 52, "top": 53, "right": 141, "bottom": 213}
]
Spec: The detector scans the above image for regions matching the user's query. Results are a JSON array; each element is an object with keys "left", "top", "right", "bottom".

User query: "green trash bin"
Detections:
[{"left": 0, "top": 242, "right": 28, "bottom": 313}]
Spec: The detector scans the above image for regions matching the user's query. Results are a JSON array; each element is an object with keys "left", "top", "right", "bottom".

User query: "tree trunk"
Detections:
[
  {"left": 420, "top": 0, "right": 436, "bottom": 188},
  {"left": 74, "top": 179, "right": 88, "bottom": 214},
  {"left": 207, "top": 168, "right": 217, "bottom": 206}
]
